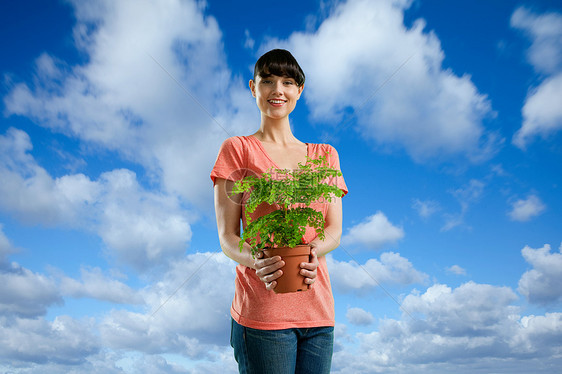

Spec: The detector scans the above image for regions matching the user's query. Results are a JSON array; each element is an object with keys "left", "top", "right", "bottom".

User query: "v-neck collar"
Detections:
[{"left": 248, "top": 135, "right": 310, "bottom": 169}]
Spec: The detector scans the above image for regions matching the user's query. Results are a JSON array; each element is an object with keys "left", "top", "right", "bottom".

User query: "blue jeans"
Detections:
[{"left": 230, "top": 319, "right": 334, "bottom": 374}]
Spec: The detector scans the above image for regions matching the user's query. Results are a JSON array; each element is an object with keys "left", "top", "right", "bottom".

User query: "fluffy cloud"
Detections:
[
  {"left": 0, "top": 226, "right": 62, "bottom": 318},
  {"left": 328, "top": 252, "right": 427, "bottom": 293},
  {"left": 0, "top": 128, "right": 94, "bottom": 226},
  {"left": 100, "top": 252, "right": 235, "bottom": 354},
  {"left": 332, "top": 282, "right": 562, "bottom": 373},
  {"left": 518, "top": 243, "right": 562, "bottom": 305},
  {"left": 514, "top": 73, "right": 562, "bottom": 148},
  {"left": 510, "top": 7, "right": 562, "bottom": 76},
  {"left": 96, "top": 169, "right": 192, "bottom": 269},
  {"left": 60, "top": 267, "right": 143, "bottom": 304},
  {"left": 3, "top": 0, "right": 256, "bottom": 209},
  {"left": 0, "top": 128, "right": 192, "bottom": 270},
  {"left": 0, "top": 251, "right": 236, "bottom": 371},
  {"left": 346, "top": 307, "right": 375, "bottom": 326},
  {"left": 511, "top": 7, "right": 562, "bottom": 148},
  {"left": 342, "top": 211, "right": 404, "bottom": 250},
  {"left": 0, "top": 261, "right": 62, "bottom": 318},
  {"left": 272, "top": 0, "right": 496, "bottom": 161},
  {"left": 0, "top": 315, "right": 99, "bottom": 366},
  {"left": 508, "top": 194, "right": 546, "bottom": 222},
  {"left": 446, "top": 265, "right": 467, "bottom": 276}
]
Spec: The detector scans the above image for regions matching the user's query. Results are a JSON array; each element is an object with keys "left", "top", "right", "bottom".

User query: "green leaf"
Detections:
[{"left": 235, "top": 152, "right": 344, "bottom": 256}]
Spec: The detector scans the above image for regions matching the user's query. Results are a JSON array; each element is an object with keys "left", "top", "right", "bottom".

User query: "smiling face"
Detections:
[{"left": 250, "top": 74, "right": 304, "bottom": 121}]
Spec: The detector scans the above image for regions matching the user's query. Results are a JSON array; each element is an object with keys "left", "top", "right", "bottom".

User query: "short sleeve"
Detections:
[
  {"left": 325, "top": 144, "right": 348, "bottom": 197},
  {"left": 210, "top": 137, "right": 247, "bottom": 186}
]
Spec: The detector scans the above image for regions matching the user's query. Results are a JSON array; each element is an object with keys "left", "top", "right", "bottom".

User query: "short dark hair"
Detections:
[{"left": 253, "top": 49, "right": 305, "bottom": 87}]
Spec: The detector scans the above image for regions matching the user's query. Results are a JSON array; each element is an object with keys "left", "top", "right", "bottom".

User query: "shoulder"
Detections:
[
  {"left": 219, "top": 136, "right": 255, "bottom": 153},
  {"left": 310, "top": 142, "right": 340, "bottom": 157},
  {"left": 221, "top": 136, "right": 247, "bottom": 148}
]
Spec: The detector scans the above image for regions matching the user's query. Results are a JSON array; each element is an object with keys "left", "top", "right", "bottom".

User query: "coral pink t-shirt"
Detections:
[{"left": 211, "top": 135, "right": 348, "bottom": 330}]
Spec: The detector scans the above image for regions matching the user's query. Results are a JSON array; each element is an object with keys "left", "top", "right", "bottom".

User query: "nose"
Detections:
[{"left": 272, "top": 80, "right": 284, "bottom": 96}]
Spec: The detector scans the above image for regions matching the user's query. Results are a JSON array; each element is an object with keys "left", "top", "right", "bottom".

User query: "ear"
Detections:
[
  {"left": 249, "top": 80, "right": 256, "bottom": 98},
  {"left": 296, "top": 84, "right": 304, "bottom": 99}
]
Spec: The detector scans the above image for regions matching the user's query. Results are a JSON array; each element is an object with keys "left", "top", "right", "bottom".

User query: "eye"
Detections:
[{"left": 284, "top": 81, "right": 294, "bottom": 85}]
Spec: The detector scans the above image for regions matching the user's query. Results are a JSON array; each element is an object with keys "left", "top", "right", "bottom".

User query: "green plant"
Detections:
[{"left": 232, "top": 153, "right": 344, "bottom": 256}]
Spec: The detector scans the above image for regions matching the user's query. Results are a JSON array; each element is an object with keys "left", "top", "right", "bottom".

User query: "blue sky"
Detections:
[{"left": 1, "top": 0, "right": 562, "bottom": 372}]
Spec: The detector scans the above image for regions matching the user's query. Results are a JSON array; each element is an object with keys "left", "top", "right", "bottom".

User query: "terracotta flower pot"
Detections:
[{"left": 263, "top": 245, "right": 311, "bottom": 294}]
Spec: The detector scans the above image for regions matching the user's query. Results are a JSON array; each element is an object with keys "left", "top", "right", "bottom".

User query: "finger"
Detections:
[
  {"left": 310, "top": 249, "right": 318, "bottom": 261},
  {"left": 263, "top": 268, "right": 282, "bottom": 285},
  {"left": 254, "top": 256, "right": 283, "bottom": 269},
  {"left": 265, "top": 280, "right": 277, "bottom": 291},
  {"left": 304, "top": 276, "right": 316, "bottom": 285},
  {"left": 300, "top": 261, "right": 318, "bottom": 270},
  {"left": 300, "top": 268, "right": 317, "bottom": 279},
  {"left": 256, "top": 260, "right": 285, "bottom": 276},
  {"left": 255, "top": 255, "right": 282, "bottom": 266},
  {"left": 261, "top": 267, "right": 284, "bottom": 282},
  {"left": 300, "top": 256, "right": 319, "bottom": 270}
]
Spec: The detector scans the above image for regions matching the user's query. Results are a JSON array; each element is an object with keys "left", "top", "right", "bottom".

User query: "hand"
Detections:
[
  {"left": 254, "top": 251, "right": 285, "bottom": 291},
  {"left": 300, "top": 247, "right": 319, "bottom": 286}
]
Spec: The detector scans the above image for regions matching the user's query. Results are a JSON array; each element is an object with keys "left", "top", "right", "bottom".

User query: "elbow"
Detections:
[
  {"left": 217, "top": 232, "right": 239, "bottom": 258},
  {"left": 333, "top": 235, "right": 341, "bottom": 249},
  {"left": 217, "top": 234, "right": 230, "bottom": 255}
]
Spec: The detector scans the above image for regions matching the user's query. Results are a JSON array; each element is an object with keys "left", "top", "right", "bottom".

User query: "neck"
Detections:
[{"left": 254, "top": 115, "right": 297, "bottom": 144}]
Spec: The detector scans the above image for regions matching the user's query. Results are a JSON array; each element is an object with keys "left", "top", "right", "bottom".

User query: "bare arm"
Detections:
[
  {"left": 214, "top": 178, "right": 285, "bottom": 290},
  {"left": 309, "top": 196, "right": 343, "bottom": 257},
  {"left": 214, "top": 178, "right": 254, "bottom": 268}
]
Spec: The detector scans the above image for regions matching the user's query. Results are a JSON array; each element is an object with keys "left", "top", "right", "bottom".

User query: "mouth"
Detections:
[{"left": 268, "top": 99, "right": 287, "bottom": 106}]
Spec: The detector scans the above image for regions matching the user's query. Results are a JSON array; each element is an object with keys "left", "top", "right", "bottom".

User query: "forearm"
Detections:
[
  {"left": 219, "top": 232, "right": 256, "bottom": 269},
  {"left": 309, "top": 223, "right": 342, "bottom": 258}
]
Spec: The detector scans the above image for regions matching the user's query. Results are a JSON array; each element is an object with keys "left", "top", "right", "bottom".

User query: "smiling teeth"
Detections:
[{"left": 269, "top": 100, "right": 285, "bottom": 104}]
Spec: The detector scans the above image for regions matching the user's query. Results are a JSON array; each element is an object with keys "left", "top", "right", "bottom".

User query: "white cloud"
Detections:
[
  {"left": 101, "top": 252, "right": 235, "bottom": 354},
  {"left": 511, "top": 7, "right": 562, "bottom": 75},
  {"left": 511, "top": 7, "right": 562, "bottom": 148},
  {"left": 401, "top": 282, "right": 518, "bottom": 336},
  {"left": 342, "top": 211, "right": 404, "bottom": 250},
  {"left": 0, "top": 261, "right": 62, "bottom": 318},
  {"left": 3, "top": 0, "right": 256, "bottom": 210},
  {"left": 519, "top": 243, "right": 562, "bottom": 305},
  {"left": 0, "top": 315, "right": 99, "bottom": 366},
  {"left": 514, "top": 72, "right": 562, "bottom": 148},
  {"left": 0, "top": 252, "right": 236, "bottom": 370},
  {"left": 60, "top": 267, "right": 143, "bottom": 304},
  {"left": 332, "top": 282, "right": 562, "bottom": 373},
  {"left": 0, "top": 224, "right": 15, "bottom": 261},
  {"left": 412, "top": 199, "right": 440, "bottom": 219},
  {"left": 0, "top": 128, "right": 192, "bottom": 271},
  {"left": 446, "top": 265, "right": 466, "bottom": 275},
  {"left": 96, "top": 169, "right": 192, "bottom": 270},
  {"left": 346, "top": 307, "right": 374, "bottom": 326},
  {"left": 0, "top": 128, "right": 94, "bottom": 226},
  {"left": 271, "top": 0, "right": 496, "bottom": 162},
  {"left": 508, "top": 194, "right": 546, "bottom": 222},
  {"left": 328, "top": 252, "right": 427, "bottom": 293}
]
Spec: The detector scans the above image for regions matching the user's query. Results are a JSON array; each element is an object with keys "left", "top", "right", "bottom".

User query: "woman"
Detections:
[{"left": 211, "top": 49, "right": 347, "bottom": 374}]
